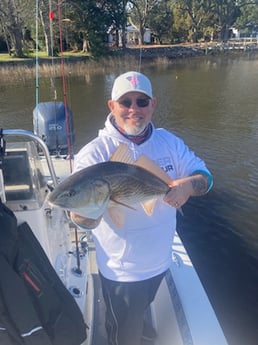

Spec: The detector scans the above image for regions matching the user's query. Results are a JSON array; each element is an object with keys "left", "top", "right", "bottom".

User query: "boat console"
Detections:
[{"left": 2, "top": 141, "right": 48, "bottom": 211}]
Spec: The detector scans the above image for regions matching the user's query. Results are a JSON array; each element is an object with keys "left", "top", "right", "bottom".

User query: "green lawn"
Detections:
[{"left": 0, "top": 51, "right": 88, "bottom": 62}]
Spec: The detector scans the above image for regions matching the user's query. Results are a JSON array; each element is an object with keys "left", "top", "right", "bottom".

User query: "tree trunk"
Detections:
[
  {"left": 120, "top": 28, "right": 126, "bottom": 49},
  {"left": 0, "top": 20, "right": 11, "bottom": 55},
  {"left": 39, "top": 0, "right": 52, "bottom": 56},
  {"left": 139, "top": 24, "right": 144, "bottom": 45},
  {"left": 82, "top": 39, "right": 88, "bottom": 53},
  {"left": 115, "top": 29, "right": 119, "bottom": 48},
  {"left": 6, "top": 0, "right": 24, "bottom": 57},
  {"left": 39, "top": 10, "right": 51, "bottom": 55},
  {"left": 11, "top": 29, "right": 23, "bottom": 57}
]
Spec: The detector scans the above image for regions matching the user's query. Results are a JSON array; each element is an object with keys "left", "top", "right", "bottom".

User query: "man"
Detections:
[{"left": 71, "top": 71, "right": 213, "bottom": 345}]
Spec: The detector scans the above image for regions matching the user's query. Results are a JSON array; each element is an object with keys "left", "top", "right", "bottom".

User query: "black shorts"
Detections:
[{"left": 99, "top": 270, "right": 167, "bottom": 345}]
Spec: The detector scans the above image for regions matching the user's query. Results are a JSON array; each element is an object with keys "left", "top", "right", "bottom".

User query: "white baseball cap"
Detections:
[{"left": 111, "top": 71, "right": 153, "bottom": 101}]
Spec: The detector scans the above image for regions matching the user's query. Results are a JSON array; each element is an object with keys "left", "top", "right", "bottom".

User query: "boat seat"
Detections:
[{"left": 2, "top": 150, "right": 34, "bottom": 201}]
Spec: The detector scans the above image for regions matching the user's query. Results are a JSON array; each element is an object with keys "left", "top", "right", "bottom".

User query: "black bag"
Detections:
[
  {"left": 0, "top": 201, "right": 53, "bottom": 345},
  {"left": 0, "top": 201, "right": 87, "bottom": 345}
]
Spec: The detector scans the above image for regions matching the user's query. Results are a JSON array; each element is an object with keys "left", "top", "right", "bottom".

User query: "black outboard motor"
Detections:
[{"left": 33, "top": 101, "right": 75, "bottom": 155}]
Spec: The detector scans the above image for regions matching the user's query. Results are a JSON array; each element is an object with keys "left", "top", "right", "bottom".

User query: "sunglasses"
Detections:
[{"left": 118, "top": 98, "right": 150, "bottom": 108}]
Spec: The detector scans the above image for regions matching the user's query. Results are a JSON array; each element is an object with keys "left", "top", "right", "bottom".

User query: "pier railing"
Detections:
[{"left": 195, "top": 38, "right": 258, "bottom": 54}]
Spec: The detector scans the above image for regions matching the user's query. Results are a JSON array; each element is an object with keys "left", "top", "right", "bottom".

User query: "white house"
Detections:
[
  {"left": 107, "top": 25, "right": 152, "bottom": 46},
  {"left": 126, "top": 25, "right": 151, "bottom": 45}
]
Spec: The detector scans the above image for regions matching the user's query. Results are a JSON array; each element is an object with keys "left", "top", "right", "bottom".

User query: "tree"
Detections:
[
  {"left": 211, "top": 0, "right": 258, "bottom": 41},
  {"left": 128, "top": 0, "right": 162, "bottom": 45},
  {"left": 0, "top": 0, "right": 25, "bottom": 57},
  {"left": 172, "top": 3, "right": 191, "bottom": 43},
  {"left": 235, "top": 2, "right": 258, "bottom": 36},
  {"left": 211, "top": 0, "right": 241, "bottom": 41},
  {"left": 106, "top": 0, "right": 128, "bottom": 48},
  {"left": 147, "top": 0, "right": 173, "bottom": 44},
  {"left": 67, "top": 0, "right": 118, "bottom": 57},
  {"left": 173, "top": 0, "right": 214, "bottom": 43},
  {"left": 37, "top": 0, "right": 59, "bottom": 56},
  {"left": 2, "top": 0, "right": 258, "bottom": 59},
  {"left": 0, "top": 0, "right": 58, "bottom": 57}
]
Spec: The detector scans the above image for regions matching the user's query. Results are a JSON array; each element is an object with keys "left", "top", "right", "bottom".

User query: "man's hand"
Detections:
[{"left": 163, "top": 174, "right": 208, "bottom": 208}]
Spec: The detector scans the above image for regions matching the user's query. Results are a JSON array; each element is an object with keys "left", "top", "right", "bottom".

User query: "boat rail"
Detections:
[{"left": 2, "top": 129, "right": 58, "bottom": 186}]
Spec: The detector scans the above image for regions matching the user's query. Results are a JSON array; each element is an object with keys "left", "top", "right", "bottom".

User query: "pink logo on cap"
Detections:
[{"left": 127, "top": 75, "right": 139, "bottom": 88}]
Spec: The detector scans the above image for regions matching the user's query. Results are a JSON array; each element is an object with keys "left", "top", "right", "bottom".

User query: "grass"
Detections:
[
  {"left": 0, "top": 53, "right": 25, "bottom": 61},
  {"left": 0, "top": 51, "right": 142, "bottom": 82},
  {"left": 0, "top": 45, "right": 203, "bottom": 82},
  {"left": 0, "top": 50, "right": 89, "bottom": 60}
]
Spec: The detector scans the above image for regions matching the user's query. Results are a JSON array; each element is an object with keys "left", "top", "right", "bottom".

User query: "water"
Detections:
[{"left": 1, "top": 54, "right": 258, "bottom": 345}]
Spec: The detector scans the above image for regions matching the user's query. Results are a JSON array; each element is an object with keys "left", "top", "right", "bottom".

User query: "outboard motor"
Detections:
[{"left": 33, "top": 101, "right": 75, "bottom": 155}]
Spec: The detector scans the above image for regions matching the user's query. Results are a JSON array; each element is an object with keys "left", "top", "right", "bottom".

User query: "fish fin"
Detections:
[
  {"left": 70, "top": 207, "right": 104, "bottom": 220},
  {"left": 141, "top": 198, "right": 157, "bottom": 216},
  {"left": 110, "top": 197, "right": 136, "bottom": 210},
  {"left": 177, "top": 207, "right": 184, "bottom": 216},
  {"left": 135, "top": 155, "right": 173, "bottom": 185},
  {"left": 108, "top": 198, "right": 137, "bottom": 228},
  {"left": 110, "top": 143, "right": 134, "bottom": 164},
  {"left": 110, "top": 144, "right": 173, "bottom": 186},
  {"left": 108, "top": 207, "right": 126, "bottom": 228}
]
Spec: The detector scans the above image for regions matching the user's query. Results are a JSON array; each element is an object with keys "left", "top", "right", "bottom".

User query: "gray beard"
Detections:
[{"left": 123, "top": 123, "right": 146, "bottom": 136}]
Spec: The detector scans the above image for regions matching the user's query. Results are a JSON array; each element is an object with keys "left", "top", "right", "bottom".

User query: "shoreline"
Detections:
[
  {"left": 1, "top": 42, "right": 258, "bottom": 66},
  {"left": 1, "top": 44, "right": 258, "bottom": 82}
]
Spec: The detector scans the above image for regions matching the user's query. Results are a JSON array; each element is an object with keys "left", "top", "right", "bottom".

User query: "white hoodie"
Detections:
[{"left": 74, "top": 114, "right": 212, "bottom": 282}]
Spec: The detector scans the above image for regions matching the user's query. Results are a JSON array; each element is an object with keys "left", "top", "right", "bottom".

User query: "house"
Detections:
[
  {"left": 107, "top": 25, "right": 152, "bottom": 46},
  {"left": 126, "top": 25, "right": 151, "bottom": 45}
]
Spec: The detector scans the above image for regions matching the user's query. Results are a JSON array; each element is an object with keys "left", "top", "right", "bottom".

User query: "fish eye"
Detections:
[{"left": 64, "top": 189, "right": 76, "bottom": 198}]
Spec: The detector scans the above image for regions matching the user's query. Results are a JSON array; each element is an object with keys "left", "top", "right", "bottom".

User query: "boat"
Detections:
[{"left": 0, "top": 102, "right": 229, "bottom": 345}]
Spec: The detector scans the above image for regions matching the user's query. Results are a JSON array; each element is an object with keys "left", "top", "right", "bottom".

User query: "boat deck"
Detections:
[
  {"left": 84, "top": 232, "right": 229, "bottom": 345},
  {"left": 86, "top": 241, "right": 155, "bottom": 345}
]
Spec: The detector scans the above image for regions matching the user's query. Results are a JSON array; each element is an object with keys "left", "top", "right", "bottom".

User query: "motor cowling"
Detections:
[{"left": 33, "top": 101, "right": 75, "bottom": 155}]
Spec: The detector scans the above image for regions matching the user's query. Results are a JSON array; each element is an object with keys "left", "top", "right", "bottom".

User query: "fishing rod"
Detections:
[
  {"left": 49, "top": 0, "right": 57, "bottom": 101},
  {"left": 56, "top": 0, "right": 82, "bottom": 275},
  {"left": 57, "top": 0, "right": 74, "bottom": 168},
  {"left": 35, "top": 0, "right": 39, "bottom": 135}
]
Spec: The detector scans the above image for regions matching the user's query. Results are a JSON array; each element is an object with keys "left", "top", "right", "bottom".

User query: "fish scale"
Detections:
[{"left": 106, "top": 168, "right": 166, "bottom": 201}]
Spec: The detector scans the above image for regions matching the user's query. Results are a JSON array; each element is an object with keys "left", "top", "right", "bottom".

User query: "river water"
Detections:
[{"left": 1, "top": 54, "right": 258, "bottom": 345}]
